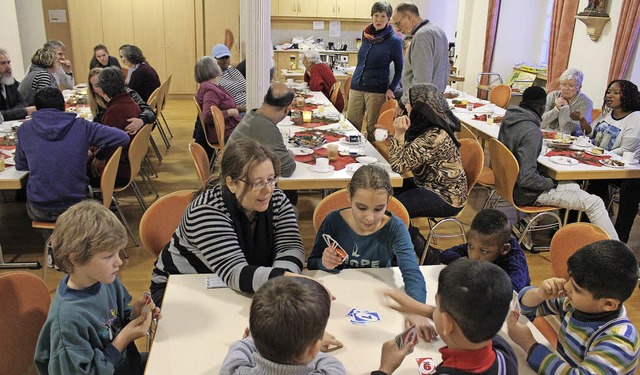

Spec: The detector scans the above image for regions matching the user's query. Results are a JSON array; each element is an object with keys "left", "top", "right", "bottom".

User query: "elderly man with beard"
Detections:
[{"left": 0, "top": 48, "right": 36, "bottom": 121}]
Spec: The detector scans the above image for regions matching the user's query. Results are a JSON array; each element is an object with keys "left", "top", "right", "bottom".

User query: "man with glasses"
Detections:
[
  {"left": 391, "top": 3, "right": 449, "bottom": 111},
  {"left": 0, "top": 48, "right": 36, "bottom": 120},
  {"left": 541, "top": 68, "right": 593, "bottom": 136},
  {"left": 226, "top": 82, "right": 299, "bottom": 205}
]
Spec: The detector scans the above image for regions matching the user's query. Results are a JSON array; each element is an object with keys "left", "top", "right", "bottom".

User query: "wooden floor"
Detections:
[{"left": 2, "top": 98, "right": 639, "bottom": 341}]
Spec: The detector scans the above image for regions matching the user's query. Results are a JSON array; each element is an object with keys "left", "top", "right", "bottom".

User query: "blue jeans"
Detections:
[{"left": 394, "top": 178, "right": 463, "bottom": 218}]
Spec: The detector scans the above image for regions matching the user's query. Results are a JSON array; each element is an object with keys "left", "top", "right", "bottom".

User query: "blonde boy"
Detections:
[{"left": 34, "top": 200, "right": 159, "bottom": 374}]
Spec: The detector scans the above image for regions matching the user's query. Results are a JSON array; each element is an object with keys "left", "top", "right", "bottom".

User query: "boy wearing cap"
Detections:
[
  {"left": 212, "top": 44, "right": 247, "bottom": 113},
  {"left": 497, "top": 86, "right": 617, "bottom": 240}
]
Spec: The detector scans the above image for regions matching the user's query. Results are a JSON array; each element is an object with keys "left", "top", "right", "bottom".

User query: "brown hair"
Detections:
[
  {"left": 250, "top": 276, "right": 331, "bottom": 363},
  {"left": 196, "top": 139, "right": 281, "bottom": 202},
  {"left": 88, "top": 67, "right": 106, "bottom": 116},
  {"left": 347, "top": 164, "right": 393, "bottom": 198},
  {"left": 48, "top": 200, "right": 127, "bottom": 273},
  {"left": 31, "top": 48, "right": 56, "bottom": 69}
]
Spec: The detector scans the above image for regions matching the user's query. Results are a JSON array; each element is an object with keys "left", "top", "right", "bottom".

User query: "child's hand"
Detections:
[
  {"left": 383, "top": 289, "right": 433, "bottom": 317},
  {"left": 377, "top": 338, "right": 413, "bottom": 374},
  {"left": 111, "top": 312, "right": 152, "bottom": 352},
  {"left": 319, "top": 331, "right": 343, "bottom": 352},
  {"left": 321, "top": 246, "right": 344, "bottom": 270},
  {"left": 537, "top": 277, "right": 566, "bottom": 300},
  {"left": 132, "top": 295, "right": 162, "bottom": 321},
  {"left": 243, "top": 327, "right": 250, "bottom": 339},
  {"left": 405, "top": 314, "right": 438, "bottom": 342},
  {"left": 506, "top": 310, "right": 538, "bottom": 352}
]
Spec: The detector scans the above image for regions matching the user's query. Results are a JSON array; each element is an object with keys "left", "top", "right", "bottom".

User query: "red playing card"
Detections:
[{"left": 416, "top": 357, "right": 436, "bottom": 374}]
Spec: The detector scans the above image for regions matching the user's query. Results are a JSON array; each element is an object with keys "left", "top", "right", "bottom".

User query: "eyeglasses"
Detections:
[
  {"left": 390, "top": 13, "right": 408, "bottom": 28},
  {"left": 238, "top": 176, "right": 279, "bottom": 191},
  {"left": 560, "top": 82, "right": 577, "bottom": 89}
]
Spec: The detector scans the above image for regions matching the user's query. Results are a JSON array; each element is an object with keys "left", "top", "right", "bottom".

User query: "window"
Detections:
[{"left": 539, "top": 0, "right": 554, "bottom": 66}]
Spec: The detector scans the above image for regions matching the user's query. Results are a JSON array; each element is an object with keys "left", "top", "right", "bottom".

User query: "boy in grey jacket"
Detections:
[{"left": 497, "top": 86, "right": 618, "bottom": 240}]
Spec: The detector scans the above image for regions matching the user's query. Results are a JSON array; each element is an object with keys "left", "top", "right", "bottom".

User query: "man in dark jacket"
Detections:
[
  {"left": 497, "top": 86, "right": 618, "bottom": 240},
  {"left": 0, "top": 48, "right": 36, "bottom": 120}
]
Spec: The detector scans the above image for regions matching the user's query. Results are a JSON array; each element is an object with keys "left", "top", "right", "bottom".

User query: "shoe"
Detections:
[
  {"left": 521, "top": 232, "right": 534, "bottom": 252},
  {"left": 47, "top": 248, "right": 59, "bottom": 270}
]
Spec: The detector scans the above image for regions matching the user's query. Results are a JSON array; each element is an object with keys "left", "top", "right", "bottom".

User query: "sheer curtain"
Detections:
[
  {"left": 608, "top": 0, "right": 640, "bottom": 81},
  {"left": 547, "top": 0, "right": 580, "bottom": 92},
  {"left": 478, "top": 0, "right": 502, "bottom": 99}
]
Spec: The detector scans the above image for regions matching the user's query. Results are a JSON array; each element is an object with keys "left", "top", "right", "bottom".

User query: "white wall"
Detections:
[
  {"left": 15, "top": 0, "right": 47, "bottom": 74},
  {"left": 423, "top": 0, "right": 459, "bottom": 43},
  {"left": 492, "top": 0, "right": 549, "bottom": 86},
  {"left": 0, "top": 0, "right": 25, "bottom": 79},
  {"left": 567, "top": 0, "right": 621, "bottom": 106},
  {"left": 455, "top": 0, "right": 489, "bottom": 94},
  {"left": 627, "top": 38, "right": 640, "bottom": 85}
]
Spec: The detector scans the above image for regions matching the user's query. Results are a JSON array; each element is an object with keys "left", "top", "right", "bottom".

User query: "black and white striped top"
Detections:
[
  {"left": 152, "top": 185, "right": 304, "bottom": 293},
  {"left": 220, "top": 67, "right": 246, "bottom": 106}
]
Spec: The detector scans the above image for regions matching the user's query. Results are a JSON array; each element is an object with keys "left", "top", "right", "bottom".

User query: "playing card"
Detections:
[
  {"left": 395, "top": 325, "right": 418, "bottom": 353},
  {"left": 416, "top": 357, "right": 436, "bottom": 374},
  {"left": 346, "top": 308, "right": 381, "bottom": 324},
  {"left": 322, "top": 234, "right": 348, "bottom": 263},
  {"left": 141, "top": 292, "right": 153, "bottom": 315}
]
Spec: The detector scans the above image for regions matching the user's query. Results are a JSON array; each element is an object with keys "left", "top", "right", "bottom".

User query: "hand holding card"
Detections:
[
  {"left": 321, "top": 234, "right": 348, "bottom": 269},
  {"left": 395, "top": 325, "right": 419, "bottom": 353}
]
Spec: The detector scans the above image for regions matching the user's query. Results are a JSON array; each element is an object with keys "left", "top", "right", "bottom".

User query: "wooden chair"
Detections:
[
  {"left": 420, "top": 138, "right": 484, "bottom": 264},
  {"left": 329, "top": 81, "right": 341, "bottom": 107},
  {"left": 210, "top": 105, "right": 227, "bottom": 154},
  {"left": 146, "top": 87, "right": 169, "bottom": 156},
  {"left": 458, "top": 123, "right": 477, "bottom": 140},
  {"left": 157, "top": 74, "right": 174, "bottom": 138},
  {"left": 139, "top": 190, "right": 195, "bottom": 257},
  {"left": 193, "top": 97, "right": 221, "bottom": 170},
  {"left": 0, "top": 271, "right": 51, "bottom": 375},
  {"left": 224, "top": 29, "right": 235, "bottom": 49},
  {"left": 379, "top": 99, "right": 398, "bottom": 118},
  {"left": 313, "top": 189, "right": 410, "bottom": 231},
  {"left": 488, "top": 138, "right": 563, "bottom": 252},
  {"left": 457, "top": 124, "right": 498, "bottom": 209},
  {"left": 188, "top": 142, "right": 211, "bottom": 186},
  {"left": 115, "top": 124, "right": 156, "bottom": 212},
  {"left": 489, "top": 84, "right": 511, "bottom": 108},
  {"left": 592, "top": 108, "right": 602, "bottom": 121},
  {"left": 343, "top": 76, "right": 352, "bottom": 112},
  {"left": 375, "top": 109, "right": 395, "bottom": 135}
]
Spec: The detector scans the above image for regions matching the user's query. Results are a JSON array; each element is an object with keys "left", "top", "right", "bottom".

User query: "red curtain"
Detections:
[
  {"left": 547, "top": 0, "right": 580, "bottom": 92},
  {"left": 478, "top": 0, "right": 501, "bottom": 99},
  {"left": 608, "top": 0, "right": 640, "bottom": 81}
]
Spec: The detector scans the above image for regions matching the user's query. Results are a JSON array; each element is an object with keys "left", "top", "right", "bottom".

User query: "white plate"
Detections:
[
  {"left": 344, "top": 163, "right": 364, "bottom": 175},
  {"left": 279, "top": 119, "right": 294, "bottom": 126},
  {"left": 312, "top": 165, "right": 335, "bottom": 173},
  {"left": 340, "top": 137, "right": 361, "bottom": 145},
  {"left": 585, "top": 148, "right": 605, "bottom": 156},
  {"left": 575, "top": 141, "right": 592, "bottom": 148},
  {"left": 356, "top": 156, "right": 377, "bottom": 165},
  {"left": 290, "top": 147, "right": 314, "bottom": 156},
  {"left": 549, "top": 156, "right": 578, "bottom": 165},
  {"left": 74, "top": 83, "right": 88, "bottom": 89},
  {"left": 599, "top": 159, "right": 626, "bottom": 168},
  {"left": 627, "top": 159, "right": 640, "bottom": 165}
]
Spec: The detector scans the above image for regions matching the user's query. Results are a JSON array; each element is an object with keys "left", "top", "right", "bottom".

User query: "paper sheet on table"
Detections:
[{"left": 205, "top": 275, "right": 228, "bottom": 289}]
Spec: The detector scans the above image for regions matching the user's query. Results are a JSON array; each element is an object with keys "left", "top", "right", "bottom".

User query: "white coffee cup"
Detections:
[
  {"left": 286, "top": 78, "right": 294, "bottom": 84},
  {"left": 577, "top": 135, "right": 590, "bottom": 146},
  {"left": 374, "top": 128, "right": 389, "bottom": 141},
  {"left": 623, "top": 151, "right": 635, "bottom": 163},
  {"left": 316, "top": 157, "right": 329, "bottom": 170}
]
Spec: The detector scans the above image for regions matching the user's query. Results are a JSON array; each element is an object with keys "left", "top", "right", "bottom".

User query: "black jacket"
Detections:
[{"left": 0, "top": 81, "right": 28, "bottom": 121}]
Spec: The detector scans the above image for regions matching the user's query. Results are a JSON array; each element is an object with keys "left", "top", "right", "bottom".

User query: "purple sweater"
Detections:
[
  {"left": 14, "top": 109, "right": 130, "bottom": 211},
  {"left": 439, "top": 236, "right": 531, "bottom": 292}
]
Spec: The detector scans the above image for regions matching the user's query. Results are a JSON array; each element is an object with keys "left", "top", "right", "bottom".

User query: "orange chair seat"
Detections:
[
  {"left": 517, "top": 205, "right": 559, "bottom": 214},
  {"left": 477, "top": 167, "right": 495, "bottom": 186},
  {"left": 32, "top": 221, "right": 56, "bottom": 230}
]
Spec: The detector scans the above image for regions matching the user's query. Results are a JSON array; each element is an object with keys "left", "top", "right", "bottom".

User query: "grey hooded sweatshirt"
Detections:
[{"left": 498, "top": 106, "right": 555, "bottom": 206}]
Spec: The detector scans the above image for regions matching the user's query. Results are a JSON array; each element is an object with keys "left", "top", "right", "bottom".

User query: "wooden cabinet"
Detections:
[
  {"left": 355, "top": 0, "right": 376, "bottom": 19},
  {"left": 203, "top": 0, "right": 240, "bottom": 65},
  {"left": 278, "top": 0, "right": 316, "bottom": 17},
  {"left": 271, "top": 0, "right": 279, "bottom": 16},
  {"left": 318, "top": 0, "right": 355, "bottom": 18}
]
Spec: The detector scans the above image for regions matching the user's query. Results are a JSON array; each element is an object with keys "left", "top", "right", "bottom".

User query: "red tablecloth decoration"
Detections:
[
  {"left": 294, "top": 130, "right": 342, "bottom": 143},
  {"left": 291, "top": 104, "right": 318, "bottom": 111},
  {"left": 454, "top": 102, "right": 485, "bottom": 109},
  {"left": 294, "top": 147, "right": 357, "bottom": 171},
  {"left": 544, "top": 149, "right": 611, "bottom": 166}
]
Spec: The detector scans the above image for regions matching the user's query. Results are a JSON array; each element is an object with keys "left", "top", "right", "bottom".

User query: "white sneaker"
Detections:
[{"left": 47, "top": 249, "right": 59, "bottom": 270}]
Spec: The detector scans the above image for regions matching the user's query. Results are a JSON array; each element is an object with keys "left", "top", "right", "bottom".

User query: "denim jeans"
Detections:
[
  {"left": 395, "top": 178, "right": 463, "bottom": 218},
  {"left": 588, "top": 178, "right": 640, "bottom": 243},
  {"left": 26, "top": 200, "right": 66, "bottom": 240},
  {"left": 535, "top": 182, "right": 618, "bottom": 240},
  {"left": 346, "top": 90, "right": 387, "bottom": 140}
]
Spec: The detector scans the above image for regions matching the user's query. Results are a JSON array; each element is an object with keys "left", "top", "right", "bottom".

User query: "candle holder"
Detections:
[{"left": 302, "top": 111, "right": 312, "bottom": 123}]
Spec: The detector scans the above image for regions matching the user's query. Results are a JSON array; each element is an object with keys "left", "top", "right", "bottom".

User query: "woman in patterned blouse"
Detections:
[{"left": 389, "top": 83, "right": 467, "bottom": 218}]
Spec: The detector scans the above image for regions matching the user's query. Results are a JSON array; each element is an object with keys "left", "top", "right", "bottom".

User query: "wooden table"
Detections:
[
  {"left": 145, "top": 266, "right": 549, "bottom": 375},
  {"left": 277, "top": 91, "right": 403, "bottom": 190}
]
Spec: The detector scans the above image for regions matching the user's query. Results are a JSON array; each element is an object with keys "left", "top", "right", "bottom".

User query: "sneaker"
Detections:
[{"left": 47, "top": 248, "right": 59, "bottom": 270}]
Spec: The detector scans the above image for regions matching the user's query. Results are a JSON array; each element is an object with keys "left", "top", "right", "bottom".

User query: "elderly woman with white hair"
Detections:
[
  {"left": 541, "top": 68, "right": 593, "bottom": 136},
  {"left": 302, "top": 50, "right": 344, "bottom": 112}
]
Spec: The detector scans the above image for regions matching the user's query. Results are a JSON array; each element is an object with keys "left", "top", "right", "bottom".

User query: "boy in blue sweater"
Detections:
[
  {"left": 439, "top": 209, "right": 531, "bottom": 292},
  {"left": 508, "top": 240, "right": 639, "bottom": 374},
  {"left": 14, "top": 87, "right": 129, "bottom": 223},
  {"left": 35, "top": 200, "right": 161, "bottom": 374}
]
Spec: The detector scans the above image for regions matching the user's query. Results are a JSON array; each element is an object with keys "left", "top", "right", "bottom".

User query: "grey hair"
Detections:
[
  {"left": 372, "top": 1, "right": 393, "bottom": 18},
  {"left": 194, "top": 56, "right": 221, "bottom": 83},
  {"left": 559, "top": 68, "right": 584, "bottom": 87},
  {"left": 302, "top": 50, "right": 321, "bottom": 64},
  {"left": 395, "top": 3, "right": 420, "bottom": 17},
  {"left": 44, "top": 40, "right": 65, "bottom": 51},
  {"left": 0, "top": 48, "right": 8, "bottom": 57}
]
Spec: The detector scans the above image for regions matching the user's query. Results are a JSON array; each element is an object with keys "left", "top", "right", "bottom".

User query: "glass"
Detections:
[
  {"left": 338, "top": 114, "right": 346, "bottom": 126},
  {"left": 317, "top": 104, "right": 325, "bottom": 113},
  {"left": 390, "top": 13, "right": 407, "bottom": 28},
  {"left": 487, "top": 114, "right": 494, "bottom": 124},
  {"left": 237, "top": 176, "right": 279, "bottom": 191},
  {"left": 291, "top": 111, "right": 302, "bottom": 125},
  {"left": 327, "top": 144, "right": 339, "bottom": 161},
  {"left": 296, "top": 96, "right": 305, "bottom": 107}
]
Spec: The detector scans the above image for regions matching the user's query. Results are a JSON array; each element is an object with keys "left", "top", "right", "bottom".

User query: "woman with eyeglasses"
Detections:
[
  {"left": 541, "top": 68, "right": 593, "bottom": 136},
  {"left": 150, "top": 139, "right": 304, "bottom": 305}
]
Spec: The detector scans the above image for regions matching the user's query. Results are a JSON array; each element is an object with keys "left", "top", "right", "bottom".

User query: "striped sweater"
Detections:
[
  {"left": 519, "top": 286, "right": 639, "bottom": 374},
  {"left": 151, "top": 185, "right": 304, "bottom": 293},
  {"left": 220, "top": 67, "right": 247, "bottom": 107}
]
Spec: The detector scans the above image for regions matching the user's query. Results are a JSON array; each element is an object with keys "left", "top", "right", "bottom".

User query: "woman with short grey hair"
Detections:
[
  {"left": 302, "top": 50, "right": 344, "bottom": 112},
  {"left": 541, "top": 67, "right": 593, "bottom": 135},
  {"left": 18, "top": 48, "right": 58, "bottom": 106},
  {"left": 193, "top": 56, "right": 241, "bottom": 159},
  {"left": 117, "top": 44, "right": 160, "bottom": 102}
]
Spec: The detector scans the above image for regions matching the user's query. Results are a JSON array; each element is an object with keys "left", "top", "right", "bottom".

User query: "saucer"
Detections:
[
  {"left": 585, "top": 148, "right": 605, "bottom": 156},
  {"left": 344, "top": 163, "right": 364, "bottom": 175},
  {"left": 549, "top": 156, "right": 578, "bottom": 165},
  {"left": 356, "top": 156, "right": 377, "bottom": 165},
  {"left": 290, "top": 147, "right": 314, "bottom": 156},
  {"left": 312, "top": 165, "right": 335, "bottom": 173}
]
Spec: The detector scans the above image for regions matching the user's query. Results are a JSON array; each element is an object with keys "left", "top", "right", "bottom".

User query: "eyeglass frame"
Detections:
[
  {"left": 237, "top": 176, "right": 280, "bottom": 191},
  {"left": 389, "top": 13, "right": 408, "bottom": 29}
]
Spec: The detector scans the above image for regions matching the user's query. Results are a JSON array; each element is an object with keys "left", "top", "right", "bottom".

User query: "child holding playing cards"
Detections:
[
  {"left": 220, "top": 276, "right": 347, "bottom": 374},
  {"left": 384, "top": 259, "right": 518, "bottom": 374},
  {"left": 439, "top": 209, "right": 531, "bottom": 292},
  {"left": 308, "top": 164, "right": 427, "bottom": 303},
  {"left": 35, "top": 200, "right": 161, "bottom": 375},
  {"left": 507, "top": 240, "right": 639, "bottom": 375}
]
